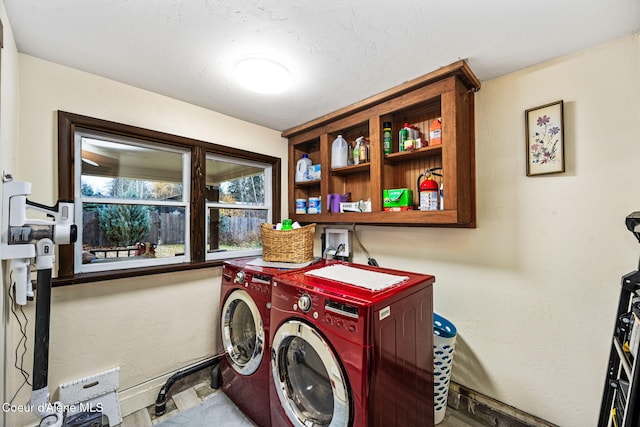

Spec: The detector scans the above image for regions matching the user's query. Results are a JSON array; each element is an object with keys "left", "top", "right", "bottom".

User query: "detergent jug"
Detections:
[
  {"left": 295, "top": 154, "right": 312, "bottom": 182},
  {"left": 429, "top": 118, "right": 442, "bottom": 145},
  {"left": 331, "top": 135, "right": 348, "bottom": 168}
]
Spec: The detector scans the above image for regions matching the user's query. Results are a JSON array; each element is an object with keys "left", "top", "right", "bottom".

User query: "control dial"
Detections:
[
  {"left": 298, "top": 294, "right": 312, "bottom": 312},
  {"left": 234, "top": 271, "right": 246, "bottom": 284}
]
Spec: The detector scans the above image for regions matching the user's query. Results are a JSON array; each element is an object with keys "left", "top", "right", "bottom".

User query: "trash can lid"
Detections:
[{"left": 433, "top": 312, "right": 457, "bottom": 338}]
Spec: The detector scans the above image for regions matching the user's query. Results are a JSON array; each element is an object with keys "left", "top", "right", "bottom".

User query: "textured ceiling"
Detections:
[{"left": 4, "top": 0, "right": 640, "bottom": 131}]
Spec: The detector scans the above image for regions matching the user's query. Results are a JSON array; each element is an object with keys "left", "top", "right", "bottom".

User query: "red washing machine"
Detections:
[
  {"left": 220, "top": 257, "right": 300, "bottom": 427},
  {"left": 269, "top": 261, "right": 435, "bottom": 427}
]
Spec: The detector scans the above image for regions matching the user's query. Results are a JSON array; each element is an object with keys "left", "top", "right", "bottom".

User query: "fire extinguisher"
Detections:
[{"left": 417, "top": 167, "right": 442, "bottom": 211}]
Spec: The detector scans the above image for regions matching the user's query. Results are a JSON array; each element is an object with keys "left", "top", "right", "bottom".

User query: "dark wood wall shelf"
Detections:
[
  {"left": 294, "top": 179, "right": 321, "bottom": 189},
  {"left": 283, "top": 60, "right": 480, "bottom": 227},
  {"left": 331, "top": 163, "right": 370, "bottom": 176},
  {"left": 385, "top": 145, "right": 442, "bottom": 163}
]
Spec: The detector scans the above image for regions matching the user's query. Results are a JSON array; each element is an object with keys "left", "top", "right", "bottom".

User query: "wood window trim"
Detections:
[{"left": 56, "top": 111, "right": 281, "bottom": 286}]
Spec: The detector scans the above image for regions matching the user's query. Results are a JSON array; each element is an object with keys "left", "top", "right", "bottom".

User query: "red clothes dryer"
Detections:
[
  {"left": 269, "top": 261, "right": 435, "bottom": 427},
  {"left": 219, "top": 257, "right": 289, "bottom": 427}
]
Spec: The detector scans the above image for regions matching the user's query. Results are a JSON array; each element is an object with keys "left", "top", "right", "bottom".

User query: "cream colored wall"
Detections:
[
  {"left": 6, "top": 54, "right": 287, "bottom": 426},
  {"left": 346, "top": 34, "right": 640, "bottom": 425},
  {"left": 0, "top": 2, "right": 21, "bottom": 425},
  {"left": 16, "top": 54, "right": 289, "bottom": 209},
  {"left": 0, "top": 2, "right": 18, "bottom": 171}
]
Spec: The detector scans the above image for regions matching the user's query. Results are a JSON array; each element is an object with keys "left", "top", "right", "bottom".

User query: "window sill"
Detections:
[{"left": 52, "top": 260, "right": 224, "bottom": 287}]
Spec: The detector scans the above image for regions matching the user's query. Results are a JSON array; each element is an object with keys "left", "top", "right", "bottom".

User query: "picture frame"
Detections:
[{"left": 525, "top": 100, "right": 565, "bottom": 176}]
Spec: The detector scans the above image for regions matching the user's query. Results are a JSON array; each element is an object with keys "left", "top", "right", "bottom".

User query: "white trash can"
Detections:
[{"left": 433, "top": 313, "right": 457, "bottom": 425}]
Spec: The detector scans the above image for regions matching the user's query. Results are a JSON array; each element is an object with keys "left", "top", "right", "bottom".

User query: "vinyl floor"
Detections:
[{"left": 120, "top": 380, "right": 487, "bottom": 427}]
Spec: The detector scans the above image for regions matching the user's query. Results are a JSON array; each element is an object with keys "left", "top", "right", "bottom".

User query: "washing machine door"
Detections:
[
  {"left": 271, "top": 320, "right": 349, "bottom": 427},
  {"left": 221, "top": 289, "right": 264, "bottom": 375}
]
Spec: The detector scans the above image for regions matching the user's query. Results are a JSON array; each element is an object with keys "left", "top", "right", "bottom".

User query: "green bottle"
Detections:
[
  {"left": 353, "top": 139, "right": 360, "bottom": 165},
  {"left": 383, "top": 122, "right": 392, "bottom": 155},
  {"left": 399, "top": 122, "right": 409, "bottom": 152},
  {"left": 281, "top": 219, "right": 293, "bottom": 230}
]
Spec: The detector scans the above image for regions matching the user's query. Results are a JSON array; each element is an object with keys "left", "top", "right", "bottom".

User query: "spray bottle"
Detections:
[
  {"left": 399, "top": 123, "right": 410, "bottom": 152},
  {"left": 353, "top": 138, "right": 360, "bottom": 165}
]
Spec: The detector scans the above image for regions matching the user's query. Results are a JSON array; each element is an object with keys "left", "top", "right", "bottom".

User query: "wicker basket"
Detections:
[{"left": 261, "top": 223, "right": 316, "bottom": 263}]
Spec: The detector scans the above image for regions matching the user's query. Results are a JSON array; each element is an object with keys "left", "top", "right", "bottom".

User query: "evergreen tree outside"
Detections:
[{"left": 98, "top": 204, "right": 151, "bottom": 247}]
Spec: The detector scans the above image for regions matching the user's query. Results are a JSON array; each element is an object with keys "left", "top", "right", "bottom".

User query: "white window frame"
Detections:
[
  {"left": 205, "top": 154, "right": 272, "bottom": 261},
  {"left": 73, "top": 130, "right": 191, "bottom": 273}
]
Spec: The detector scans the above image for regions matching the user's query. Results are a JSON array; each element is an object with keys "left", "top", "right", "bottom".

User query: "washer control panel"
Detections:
[
  {"left": 223, "top": 266, "right": 271, "bottom": 295},
  {"left": 289, "top": 288, "right": 362, "bottom": 336},
  {"left": 325, "top": 300, "right": 359, "bottom": 319},
  {"left": 323, "top": 300, "right": 360, "bottom": 334}
]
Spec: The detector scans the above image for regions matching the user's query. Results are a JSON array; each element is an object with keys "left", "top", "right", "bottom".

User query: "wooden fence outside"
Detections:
[
  {"left": 83, "top": 210, "right": 263, "bottom": 247},
  {"left": 83, "top": 210, "right": 185, "bottom": 247},
  {"left": 217, "top": 215, "right": 263, "bottom": 246}
]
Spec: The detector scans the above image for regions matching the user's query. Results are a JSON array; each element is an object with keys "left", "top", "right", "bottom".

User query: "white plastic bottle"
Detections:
[
  {"left": 331, "top": 135, "right": 348, "bottom": 168},
  {"left": 295, "top": 154, "right": 312, "bottom": 182}
]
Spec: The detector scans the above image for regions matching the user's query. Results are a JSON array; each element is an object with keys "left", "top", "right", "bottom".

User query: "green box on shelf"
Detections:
[{"left": 383, "top": 188, "right": 414, "bottom": 208}]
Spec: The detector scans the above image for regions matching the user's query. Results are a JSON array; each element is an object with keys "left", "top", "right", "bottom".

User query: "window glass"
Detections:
[
  {"left": 205, "top": 155, "right": 271, "bottom": 260},
  {"left": 76, "top": 130, "right": 190, "bottom": 273},
  {"left": 81, "top": 137, "right": 184, "bottom": 201},
  {"left": 206, "top": 207, "right": 268, "bottom": 254},
  {"left": 227, "top": 300, "right": 257, "bottom": 365},
  {"left": 57, "top": 111, "right": 281, "bottom": 282},
  {"left": 285, "top": 337, "right": 333, "bottom": 424},
  {"left": 206, "top": 157, "right": 266, "bottom": 205},
  {"left": 81, "top": 204, "right": 186, "bottom": 263}
]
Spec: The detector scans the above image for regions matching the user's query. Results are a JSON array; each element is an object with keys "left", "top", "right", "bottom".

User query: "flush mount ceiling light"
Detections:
[{"left": 234, "top": 56, "right": 292, "bottom": 94}]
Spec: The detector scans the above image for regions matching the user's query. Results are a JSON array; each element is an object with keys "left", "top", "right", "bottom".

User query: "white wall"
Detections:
[
  {"left": 347, "top": 34, "right": 640, "bottom": 425},
  {"left": 5, "top": 54, "right": 287, "bottom": 426}
]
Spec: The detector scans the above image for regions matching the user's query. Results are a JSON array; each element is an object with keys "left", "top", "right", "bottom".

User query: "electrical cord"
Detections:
[
  {"left": 8, "top": 270, "right": 32, "bottom": 405},
  {"left": 352, "top": 224, "right": 378, "bottom": 266},
  {"left": 322, "top": 245, "right": 345, "bottom": 260},
  {"left": 322, "top": 246, "right": 336, "bottom": 259}
]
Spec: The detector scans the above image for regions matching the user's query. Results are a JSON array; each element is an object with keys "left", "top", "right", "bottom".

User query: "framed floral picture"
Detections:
[{"left": 525, "top": 100, "right": 565, "bottom": 176}]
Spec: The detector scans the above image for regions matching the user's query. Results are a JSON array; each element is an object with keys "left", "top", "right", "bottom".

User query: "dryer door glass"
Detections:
[
  {"left": 221, "top": 289, "right": 264, "bottom": 375},
  {"left": 271, "top": 320, "right": 349, "bottom": 427}
]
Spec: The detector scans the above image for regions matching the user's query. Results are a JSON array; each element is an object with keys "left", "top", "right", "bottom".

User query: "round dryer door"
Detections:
[
  {"left": 221, "top": 289, "right": 264, "bottom": 375},
  {"left": 271, "top": 320, "right": 349, "bottom": 427}
]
